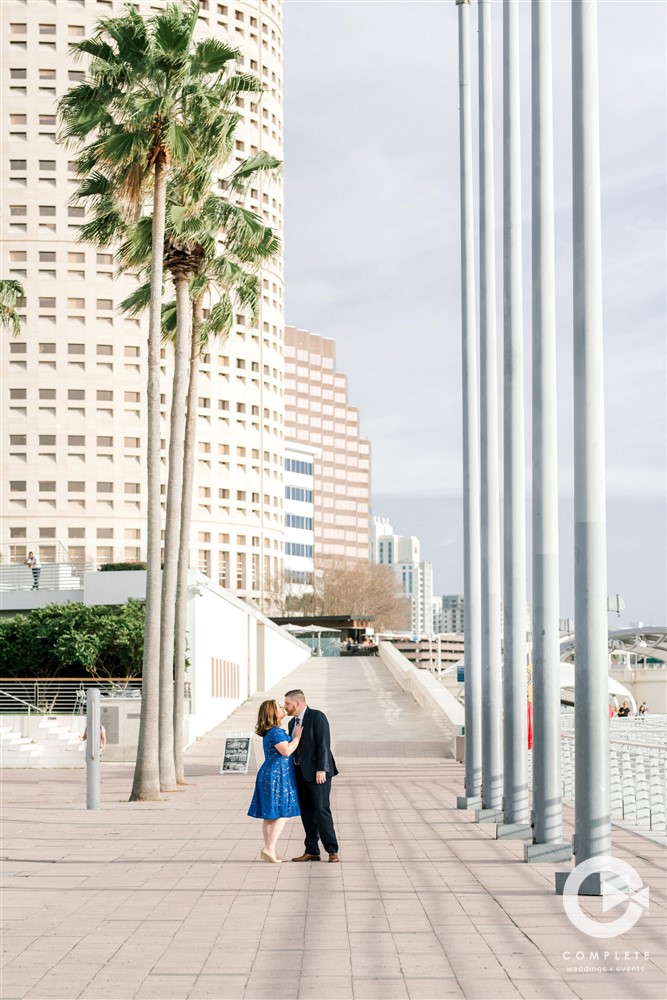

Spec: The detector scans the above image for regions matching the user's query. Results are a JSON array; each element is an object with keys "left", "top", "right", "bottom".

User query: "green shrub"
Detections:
[
  {"left": 99, "top": 562, "right": 147, "bottom": 572},
  {"left": 0, "top": 600, "right": 145, "bottom": 679}
]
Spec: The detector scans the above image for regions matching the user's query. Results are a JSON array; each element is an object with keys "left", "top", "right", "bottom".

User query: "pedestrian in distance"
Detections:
[
  {"left": 247, "top": 699, "right": 302, "bottom": 863},
  {"left": 284, "top": 688, "right": 340, "bottom": 863},
  {"left": 25, "top": 551, "right": 41, "bottom": 590},
  {"left": 80, "top": 725, "right": 107, "bottom": 751}
]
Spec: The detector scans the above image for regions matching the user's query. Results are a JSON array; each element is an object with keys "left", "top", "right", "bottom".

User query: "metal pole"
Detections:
[
  {"left": 86, "top": 688, "right": 101, "bottom": 810},
  {"left": 569, "top": 0, "right": 611, "bottom": 876},
  {"left": 478, "top": 0, "right": 503, "bottom": 816},
  {"left": 527, "top": 0, "right": 571, "bottom": 863},
  {"left": 456, "top": 0, "right": 482, "bottom": 808},
  {"left": 498, "top": 0, "right": 530, "bottom": 836}
]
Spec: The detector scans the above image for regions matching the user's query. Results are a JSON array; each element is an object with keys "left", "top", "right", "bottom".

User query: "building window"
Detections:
[
  {"left": 286, "top": 514, "right": 313, "bottom": 530},
  {"left": 285, "top": 543, "right": 313, "bottom": 558},
  {"left": 285, "top": 486, "right": 313, "bottom": 503},
  {"left": 218, "top": 552, "right": 230, "bottom": 587},
  {"left": 285, "top": 458, "right": 313, "bottom": 475},
  {"left": 236, "top": 552, "right": 246, "bottom": 589}
]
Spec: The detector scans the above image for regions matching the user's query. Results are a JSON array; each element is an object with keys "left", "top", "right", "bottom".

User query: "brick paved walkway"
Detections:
[{"left": 1, "top": 657, "right": 665, "bottom": 1000}]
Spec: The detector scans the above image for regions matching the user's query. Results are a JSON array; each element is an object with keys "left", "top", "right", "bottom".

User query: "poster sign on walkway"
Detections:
[{"left": 220, "top": 735, "right": 255, "bottom": 774}]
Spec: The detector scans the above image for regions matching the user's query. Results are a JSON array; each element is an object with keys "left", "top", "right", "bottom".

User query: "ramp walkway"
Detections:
[{"left": 1, "top": 657, "right": 665, "bottom": 1000}]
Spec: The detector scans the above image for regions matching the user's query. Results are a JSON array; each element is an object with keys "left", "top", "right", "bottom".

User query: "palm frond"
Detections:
[
  {"left": 119, "top": 281, "right": 152, "bottom": 318},
  {"left": 116, "top": 216, "right": 154, "bottom": 270},
  {"left": 191, "top": 38, "right": 240, "bottom": 76},
  {"left": 229, "top": 152, "right": 282, "bottom": 192},
  {"left": 0, "top": 279, "right": 25, "bottom": 337}
]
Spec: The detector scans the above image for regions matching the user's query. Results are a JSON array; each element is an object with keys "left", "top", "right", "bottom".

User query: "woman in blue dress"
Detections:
[{"left": 248, "top": 699, "right": 302, "bottom": 863}]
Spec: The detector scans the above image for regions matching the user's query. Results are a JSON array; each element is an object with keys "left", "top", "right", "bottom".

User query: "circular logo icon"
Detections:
[{"left": 562, "top": 855, "right": 650, "bottom": 939}]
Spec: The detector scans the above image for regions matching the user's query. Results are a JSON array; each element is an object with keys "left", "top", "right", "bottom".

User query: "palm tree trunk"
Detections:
[
  {"left": 131, "top": 152, "right": 168, "bottom": 802},
  {"left": 158, "top": 273, "right": 191, "bottom": 791},
  {"left": 173, "top": 294, "right": 203, "bottom": 784}
]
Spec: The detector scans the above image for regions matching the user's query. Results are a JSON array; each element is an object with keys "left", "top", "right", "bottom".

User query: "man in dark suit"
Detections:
[{"left": 284, "top": 688, "right": 339, "bottom": 862}]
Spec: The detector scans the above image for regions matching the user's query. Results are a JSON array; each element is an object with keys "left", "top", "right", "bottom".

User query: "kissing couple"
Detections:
[{"left": 247, "top": 688, "right": 339, "bottom": 864}]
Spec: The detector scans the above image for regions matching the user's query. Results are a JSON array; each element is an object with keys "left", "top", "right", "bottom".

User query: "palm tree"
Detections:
[
  {"left": 58, "top": 1, "right": 259, "bottom": 802},
  {"left": 120, "top": 159, "right": 280, "bottom": 786},
  {"left": 172, "top": 202, "right": 279, "bottom": 784},
  {"left": 0, "top": 280, "right": 24, "bottom": 337}
]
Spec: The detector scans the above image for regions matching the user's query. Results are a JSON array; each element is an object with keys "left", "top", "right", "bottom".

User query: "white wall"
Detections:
[{"left": 186, "top": 571, "right": 310, "bottom": 741}]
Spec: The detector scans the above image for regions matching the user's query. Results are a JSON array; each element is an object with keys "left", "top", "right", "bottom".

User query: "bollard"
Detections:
[{"left": 86, "top": 688, "right": 101, "bottom": 810}]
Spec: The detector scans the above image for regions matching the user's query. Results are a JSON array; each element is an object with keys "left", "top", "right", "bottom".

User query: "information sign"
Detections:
[{"left": 220, "top": 735, "right": 254, "bottom": 774}]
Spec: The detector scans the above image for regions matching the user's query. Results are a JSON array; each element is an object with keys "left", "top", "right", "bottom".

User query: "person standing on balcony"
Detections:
[{"left": 25, "top": 551, "right": 41, "bottom": 590}]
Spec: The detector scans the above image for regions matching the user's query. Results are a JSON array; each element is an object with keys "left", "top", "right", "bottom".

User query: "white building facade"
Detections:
[
  {"left": 371, "top": 516, "right": 434, "bottom": 637},
  {"left": 1, "top": 0, "right": 285, "bottom": 610}
]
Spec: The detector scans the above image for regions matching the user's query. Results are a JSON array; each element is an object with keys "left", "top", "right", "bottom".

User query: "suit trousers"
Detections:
[{"left": 294, "top": 765, "right": 338, "bottom": 855}]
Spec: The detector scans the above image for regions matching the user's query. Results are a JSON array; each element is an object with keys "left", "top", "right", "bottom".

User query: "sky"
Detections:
[{"left": 281, "top": 0, "right": 666, "bottom": 627}]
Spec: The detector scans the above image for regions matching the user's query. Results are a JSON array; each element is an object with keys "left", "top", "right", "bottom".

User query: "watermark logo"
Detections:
[{"left": 562, "top": 856, "right": 649, "bottom": 939}]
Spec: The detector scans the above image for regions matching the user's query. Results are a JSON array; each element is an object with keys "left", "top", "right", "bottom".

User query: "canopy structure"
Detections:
[
  {"left": 290, "top": 624, "right": 341, "bottom": 634},
  {"left": 559, "top": 626, "right": 667, "bottom": 663},
  {"left": 557, "top": 664, "right": 635, "bottom": 713},
  {"left": 444, "top": 660, "right": 636, "bottom": 711}
]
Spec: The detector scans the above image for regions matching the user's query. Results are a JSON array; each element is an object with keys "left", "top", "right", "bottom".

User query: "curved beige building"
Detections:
[{"left": 1, "top": 0, "right": 285, "bottom": 608}]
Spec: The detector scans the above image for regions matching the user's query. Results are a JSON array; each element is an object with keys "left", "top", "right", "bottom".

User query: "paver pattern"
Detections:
[{"left": 1, "top": 657, "right": 665, "bottom": 1000}]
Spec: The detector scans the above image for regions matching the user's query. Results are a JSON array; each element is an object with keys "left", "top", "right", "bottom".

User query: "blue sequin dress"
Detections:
[{"left": 247, "top": 726, "right": 300, "bottom": 820}]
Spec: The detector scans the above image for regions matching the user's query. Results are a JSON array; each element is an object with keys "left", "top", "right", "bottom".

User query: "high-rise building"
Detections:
[
  {"left": 284, "top": 326, "right": 370, "bottom": 564},
  {"left": 1, "top": 0, "right": 285, "bottom": 608},
  {"left": 371, "top": 516, "right": 434, "bottom": 637},
  {"left": 439, "top": 594, "right": 466, "bottom": 634}
]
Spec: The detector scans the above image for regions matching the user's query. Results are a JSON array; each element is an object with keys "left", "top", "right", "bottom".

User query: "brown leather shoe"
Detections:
[
  {"left": 328, "top": 853, "right": 340, "bottom": 863},
  {"left": 291, "top": 852, "right": 320, "bottom": 862}
]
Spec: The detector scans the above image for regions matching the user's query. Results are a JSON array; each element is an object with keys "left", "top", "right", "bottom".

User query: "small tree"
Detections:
[{"left": 312, "top": 560, "right": 411, "bottom": 632}]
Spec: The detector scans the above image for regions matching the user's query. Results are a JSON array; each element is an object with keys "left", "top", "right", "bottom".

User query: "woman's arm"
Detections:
[{"left": 274, "top": 725, "right": 303, "bottom": 757}]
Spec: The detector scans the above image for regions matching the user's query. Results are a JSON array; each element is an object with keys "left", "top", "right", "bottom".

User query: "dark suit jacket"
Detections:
[{"left": 289, "top": 707, "right": 338, "bottom": 782}]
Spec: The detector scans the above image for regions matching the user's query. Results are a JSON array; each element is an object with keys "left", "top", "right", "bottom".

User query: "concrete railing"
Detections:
[{"left": 378, "top": 640, "right": 465, "bottom": 755}]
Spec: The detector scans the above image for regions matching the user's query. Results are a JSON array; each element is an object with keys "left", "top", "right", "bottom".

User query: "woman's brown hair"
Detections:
[{"left": 255, "top": 699, "right": 281, "bottom": 736}]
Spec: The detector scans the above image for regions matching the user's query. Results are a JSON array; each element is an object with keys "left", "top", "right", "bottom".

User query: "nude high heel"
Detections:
[{"left": 260, "top": 848, "right": 281, "bottom": 864}]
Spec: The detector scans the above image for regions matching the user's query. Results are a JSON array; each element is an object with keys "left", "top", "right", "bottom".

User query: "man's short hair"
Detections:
[{"left": 285, "top": 688, "right": 305, "bottom": 702}]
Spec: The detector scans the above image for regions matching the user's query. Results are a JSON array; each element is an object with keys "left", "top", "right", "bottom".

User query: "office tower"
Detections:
[
  {"left": 284, "top": 326, "right": 370, "bottom": 564},
  {"left": 441, "top": 594, "right": 466, "bottom": 634},
  {"left": 1, "top": 0, "right": 285, "bottom": 608},
  {"left": 372, "top": 516, "right": 434, "bottom": 637}
]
